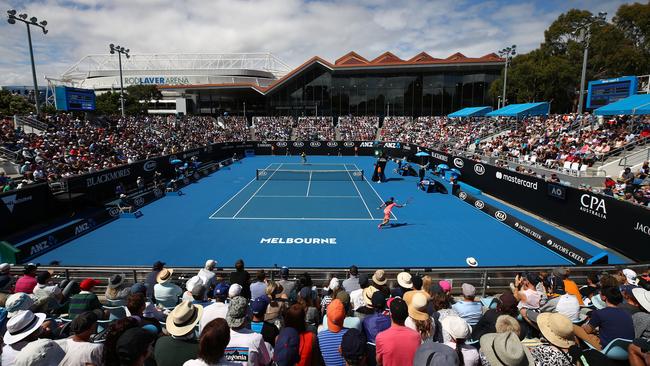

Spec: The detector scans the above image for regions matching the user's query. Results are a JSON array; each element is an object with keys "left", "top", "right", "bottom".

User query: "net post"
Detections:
[{"left": 256, "top": 169, "right": 259, "bottom": 180}]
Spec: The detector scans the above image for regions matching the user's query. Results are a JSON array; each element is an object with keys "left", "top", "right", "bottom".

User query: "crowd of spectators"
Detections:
[
  {"left": 601, "top": 163, "right": 650, "bottom": 207},
  {"left": 219, "top": 116, "right": 250, "bottom": 142},
  {"left": 337, "top": 117, "right": 378, "bottom": 141},
  {"left": 294, "top": 117, "right": 335, "bottom": 141},
  {"left": 379, "top": 116, "right": 412, "bottom": 141},
  {"left": 253, "top": 117, "right": 293, "bottom": 140},
  {"left": 1, "top": 260, "right": 649, "bottom": 365}
]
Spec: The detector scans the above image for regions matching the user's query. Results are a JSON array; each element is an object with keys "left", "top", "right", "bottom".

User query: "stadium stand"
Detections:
[
  {"left": 337, "top": 116, "right": 378, "bottom": 140},
  {"left": 294, "top": 116, "right": 335, "bottom": 141},
  {"left": 253, "top": 116, "right": 294, "bottom": 140},
  {"left": 0, "top": 262, "right": 647, "bottom": 364}
]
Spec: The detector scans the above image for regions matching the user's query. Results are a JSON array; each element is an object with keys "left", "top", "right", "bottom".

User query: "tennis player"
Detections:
[
  {"left": 377, "top": 197, "right": 404, "bottom": 229},
  {"left": 301, "top": 152, "right": 307, "bottom": 164}
]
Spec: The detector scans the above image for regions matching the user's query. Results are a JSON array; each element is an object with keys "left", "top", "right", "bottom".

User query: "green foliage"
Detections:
[
  {"left": 491, "top": 3, "right": 650, "bottom": 113},
  {"left": 125, "top": 85, "right": 163, "bottom": 115},
  {"left": 95, "top": 91, "right": 122, "bottom": 115},
  {"left": 0, "top": 90, "right": 35, "bottom": 116}
]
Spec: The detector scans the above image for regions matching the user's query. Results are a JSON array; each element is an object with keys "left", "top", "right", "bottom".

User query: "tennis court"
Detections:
[{"left": 209, "top": 163, "right": 396, "bottom": 221}]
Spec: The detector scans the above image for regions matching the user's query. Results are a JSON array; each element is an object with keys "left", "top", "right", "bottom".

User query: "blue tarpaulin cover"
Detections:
[
  {"left": 448, "top": 106, "right": 493, "bottom": 118},
  {"left": 486, "top": 102, "right": 550, "bottom": 118},
  {"left": 594, "top": 94, "right": 650, "bottom": 116}
]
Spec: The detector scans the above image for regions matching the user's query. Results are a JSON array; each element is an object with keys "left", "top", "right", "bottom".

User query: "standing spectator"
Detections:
[
  {"left": 224, "top": 296, "right": 271, "bottom": 365},
  {"left": 68, "top": 278, "right": 103, "bottom": 319},
  {"left": 2, "top": 310, "right": 46, "bottom": 365},
  {"left": 14, "top": 263, "right": 38, "bottom": 294},
  {"left": 362, "top": 291, "right": 390, "bottom": 344},
  {"left": 198, "top": 259, "right": 218, "bottom": 290},
  {"left": 250, "top": 270, "right": 268, "bottom": 301},
  {"left": 278, "top": 266, "right": 296, "bottom": 298},
  {"left": 340, "top": 329, "right": 367, "bottom": 366},
  {"left": 321, "top": 278, "right": 340, "bottom": 316},
  {"left": 105, "top": 273, "right": 131, "bottom": 304},
  {"left": 375, "top": 297, "right": 420, "bottom": 366},
  {"left": 371, "top": 271, "right": 389, "bottom": 297},
  {"left": 58, "top": 311, "right": 103, "bottom": 365},
  {"left": 183, "top": 318, "right": 232, "bottom": 366},
  {"left": 342, "top": 265, "right": 360, "bottom": 293},
  {"left": 391, "top": 272, "right": 413, "bottom": 298},
  {"left": 582, "top": 286, "right": 634, "bottom": 348},
  {"left": 155, "top": 301, "right": 203, "bottom": 366},
  {"left": 441, "top": 315, "right": 479, "bottom": 366},
  {"left": 406, "top": 291, "right": 435, "bottom": 342},
  {"left": 13, "top": 339, "right": 66, "bottom": 366},
  {"left": 283, "top": 304, "right": 323, "bottom": 366},
  {"left": 0, "top": 262, "right": 13, "bottom": 293},
  {"left": 145, "top": 260, "right": 165, "bottom": 298},
  {"left": 200, "top": 282, "right": 230, "bottom": 332},
  {"left": 452, "top": 283, "right": 483, "bottom": 326},
  {"left": 350, "top": 274, "right": 369, "bottom": 314},
  {"left": 250, "top": 296, "right": 279, "bottom": 347},
  {"left": 116, "top": 327, "right": 157, "bottom": 366},
  {"left": 229, "top": 259, "right": 251, "bottom": 300},
  {"left": 273, "top": 327, "right": 301, "bottom": 366},
  {"left": 318, "top": 299, "right": 348, "bottom": 365},
  {"left": 154, "top": 268, "right": 183, "bottom": 308}
]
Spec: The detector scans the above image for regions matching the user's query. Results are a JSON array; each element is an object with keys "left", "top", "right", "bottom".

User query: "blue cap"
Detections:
[
  {"left": 251, "top": 296, "right": 269, "bottom": 315},
  {"left": 130, "top": 283, "right": 147, "bottom": 295},
  {"left": 213, "top": 282, "right": 230, "bottom": 299},
  {"left": 273, "top": 327, "right": 300, "bottom": 366}
]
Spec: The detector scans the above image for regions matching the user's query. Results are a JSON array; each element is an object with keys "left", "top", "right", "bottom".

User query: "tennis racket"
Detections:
[{"left": 402, "top": 197, "right": 414, "bottom": 206}]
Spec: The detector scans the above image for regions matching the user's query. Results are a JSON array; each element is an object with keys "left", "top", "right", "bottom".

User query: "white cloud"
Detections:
[{"left": 0, "top": 0, "right": 634, "bottom": 85}]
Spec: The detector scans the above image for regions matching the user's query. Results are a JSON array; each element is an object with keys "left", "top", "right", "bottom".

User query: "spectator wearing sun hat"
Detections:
[
  {"left": 2, "top": 310, "right": 46, "bottom": 366},
  {"left": 105, "top": 273, "right": 131, "bottom": 303},
  {"left": 68, "top": 278, "right": 103, "bottom": 320},
  {"left": 631, "top": 287, "right": 650, "bottom": 341},
  {"left": 442, "top": 315, "right": 479, "bottom": 366},
  {"left": 57, "top": 311, "right": 103, "bottom": 365},
  {"left": 362, "top": 291, "right": 390, "bottom": 344},
  {"left": 5, "top": 292, "right": 35, "bottom": 318},
  {"left": 375, "top": 297, "right": 420, "bottom": 366},
  {"left": 154, "top": 300, "right": 203, "bottom": 366},
  {"left": 406, "top": 291, "right": 436, "bottom": 342},
  {"left": 317, "top": 299, "right": 348, "bottom": 366},
  {"left": 224, "top": 296, "right": 271, "bottom": 365},
  {"left": 13, "top": 339, "right": 65, "bottom": 366},
  {"left": 452, "top": 283, "right": 483, "bottom": 326},
  {"left": 413, "top": 340, "right": 460, "bottom": 365},
  {"left": 391, "top": 271, "right": 413, "bottom": 298},
  {"left": 145, "top": 260, "right": 165, "bottom": 298},
  {"left": 154, "top": 268, "right": 183, "bottom": 308},
  {"left": 530, "top": 313, "right": 577, "bottom": 365},
  {"left": 14, "top": 263, "right": 38, "bottom": 294},
  {"left": 0, "top": 262, "right": 14, "bottom": 293},
  {"left": 479, "top": 331, "right": 534, "bottom": 366},
  {"left": 199, "top": 282, "right": 230, "bottom": 333},
  {"left": 371, "top": 270, "right": 389, "bottom": 297}
]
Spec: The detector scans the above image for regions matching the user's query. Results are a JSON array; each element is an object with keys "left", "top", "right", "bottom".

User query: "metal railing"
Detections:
[
  {"left": 592, "top": 135, "right": 650, "bottom": 166},
  {"left": 14, "top": 115, "right": 47, "bottom": 132},
  {"left": 618, "top": 145, "right": 650, "bottom": 168},
  {"left": 0, "top": 146, "right": 19, "bottom": 162}
]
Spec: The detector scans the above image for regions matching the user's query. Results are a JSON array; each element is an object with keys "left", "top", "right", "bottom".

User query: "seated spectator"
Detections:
[
  {"left": 319, "top": 291, "right": 362, "bottom": 332},
  {"left": 391, "top": 272, "right": 413, "bottom": 298},
  {"left": 512, "top": 273, "right": 541, "bottom": 317},
  {"left": 340, "top": 328, "right": 367, "bottom": 366},
  {"left": 375, "top": 297, "right": 420, "bottom": 366},
  {"left": 116, "top": 327, "right": 157, "bottom": 366},
  {"left": 250, "top": 296, "right": 279, "bottom": 348},
  {"left": 582, "top": 286, "right": 634, "bottom": 349},
  {"left": 191, "top": 284, "right": 213, "bottom": 308},
  {"left": 413, "top": 340, "right": 460, "bottom": 365},
  {"left": 530, "top": 313, "right": 576, "bottom": 365},
  {"left": 441, "top": 315, "right": 479, "bottom": 366},
  {"left": 224, "top": 296, "right": 271, "bottom": 365},
  {"left": 14, "top": 263, "right": 38, "bottom": 294},
  {"left": 197, "top": 260, "right": 218, "bottom": 291},
  {"left": 620, "top": 284, "right": 642, "bottom": 315},
  {"left": 321, "top": 277, "right": 340, "bottom": 316},
  {"left": 350, "top": 274, "right": 369, "bottom": 315},
  {"left": 0, "top": 262, "right": 13, "bottom": 293},
  {"left": 318, "top": 299, "right": 349, "bottom": 365},
  {"left": 105, "top": 273, "right": 131, "bottom": 304},
  {"left": 283, "top": 303, "right": 323, "bottom": 365},
  {"left": 155, "top": 300, "right": 203, "bottom": 366},
  {"left": 125, "top": 293, "right": 163, "bottom": 332},
  {"left": 278, "top": 266, "right": 296, "bottom": 298},
  {"left": 5, "top": 292, "right": 34, "bottom": 320},
  {"left": 354, "top": 286, "right": 377, "bottom": 320},
  {"left": 13, "top": 339, "right": 66, "bottom": 366},
  {"left": 229, "top": 259, "right": 251, "bottom": 300},
  {"left": 154, "top": 268, "right": 183, "bottom": 308},
  {"left": 452, "top": 283, "right": 483, "bottom": 326},
  {"left": 2, "top": 310, "right": 46, "bottom": 365},
  {"left": 472, "top": 292, "right": 521, "bottom": 340},
  {"left": 479, "top": 331, "right": 534, "bottom": 366},
  {"left": 145, "top": 260, "right": 165, "bottom": 298},
  {"left": 296, "top": 287, "right": 319, "bottom": 333},
  {"left": 371, "top": 270, "right": 389, "bottom": 297},
  {"left": 68, "top": 278, "right": 103, "bottom": 319},
  {"left": 632, "top": 288, "right": 650, "bottom": 339},
  {"left": 406, "top": 291, "right": 435, "bottom": 342},
  {"left": 342, "top": 265, "right": 360, "bottom": 294},
  {"left": 362, "top": 291, "right": 390, "bottom": 344},
  {"left": 250, "top": 270, "right": 268, "bottom": 301},
  {"left": 200, "top": 282, "right": 230, "bottom": 333},
  {"left": 57, "top": 311, "right": 103, "bottom": 365},
  {"left": 183, "top": 318, "right": 231, "bottom": 366},
  {"left": 128, "top": 282, "right": 165, "bottom": 321},
  {"left": 265, "top": 281, "right": 288, "bottom": 328}
]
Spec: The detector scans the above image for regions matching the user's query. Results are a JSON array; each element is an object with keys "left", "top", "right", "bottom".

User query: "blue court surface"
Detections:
[{"left": 32, "top": 156, "right": 627, "bottom": 268}]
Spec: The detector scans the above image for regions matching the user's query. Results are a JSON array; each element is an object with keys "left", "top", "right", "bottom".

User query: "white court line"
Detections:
[
  {"left": 345, "top": 164, "right": 374, "bottom": 219},
  {"left": 255, "top": 195, "right": 359, "bottom": 198},
  {"left": 306, "top": 171, "right": 312, "bottom": 197},
  {"left": 232, "top": 163, "right": 283, "bottom": 218},
  {"left": 280, "top": 163, "right": 350, "bottom": 166},
  {"left": 209, "top": 217, "right": 382, "bottom": 221},
  {"left": 208, "top": 163, "right": 273, "bottom": 219},
  {"left": 354, "top": 163, "right": 398, "bottom": 220}
]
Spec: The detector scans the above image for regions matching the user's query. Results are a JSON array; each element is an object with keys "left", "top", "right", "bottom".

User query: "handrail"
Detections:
[
  {"left": 14, "top": 115, "right": 48, "bottom": 131},
  {"left": 619, "top": 146, "right": 650, "bottom": 168},
  {"left": 593, "top": 135, "right": 650, "bottom": 166},
  {"left": 0, "top": 146, "right": 19, "bottom": 162}
]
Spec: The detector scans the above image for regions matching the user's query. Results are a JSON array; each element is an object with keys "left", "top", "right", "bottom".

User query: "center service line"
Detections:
[{"left": 232, "top": 163, "right": 283, "bottom": 218}]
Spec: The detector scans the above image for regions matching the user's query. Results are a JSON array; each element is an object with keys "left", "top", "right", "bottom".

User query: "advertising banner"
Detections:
[{"left": 0, "top": 184, "right": 57, "bottom": 237}]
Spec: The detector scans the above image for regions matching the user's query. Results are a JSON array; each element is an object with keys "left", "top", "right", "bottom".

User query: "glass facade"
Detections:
[{"left": 192, "top": 63, "right": 502, "bottom": 117}]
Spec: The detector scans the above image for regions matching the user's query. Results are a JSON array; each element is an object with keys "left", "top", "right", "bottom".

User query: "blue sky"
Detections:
[{"left": 0, "top": 0, "right": 635, "bottom": 85}]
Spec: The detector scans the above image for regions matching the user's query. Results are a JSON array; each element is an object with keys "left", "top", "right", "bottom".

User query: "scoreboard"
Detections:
[
  {"left": 54, "top": 86, "right": 96, "bottom": 111},
  {"left": 586, "top": 76, "right": 638, "bottom": 109}
]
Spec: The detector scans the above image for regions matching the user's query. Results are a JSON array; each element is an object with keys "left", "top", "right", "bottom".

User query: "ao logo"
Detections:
[
  {"left": 494, "top": 211, "right": 507, "bottom": 221},
  {"left": 143, "top": 160, "right": 157, "bottom": 172},
  {"left": 453, "top": 158, "right": 464, "bottom": 169},
  {"left": 514, "top": 222, "right": 520, "bottom": 228},
  {"left": 496, "top": 172, "right": 502, "bottom": 179},
  {"left": 108, "top": 207, "right": 121, "bottom": 217},
  {"left": 310, "top": 141, "right": 321, "bottom": 147},
  {"left": 458, "top": 192, "right": 468, "bottom": 200},
  {"left": 474, "top": 164, "right": 485, "bottom": 175},
  {"left": 276, "top": 142, "right": 287, "bottom": 147},
  {"left": 134, "top": 197, "right": 145, "bottom": 207},
  {"left": 327, "top": 142, "right": 338, "bottom": 147},
  {"left": 474, "top": 200, "right": 485, "bottom": 209},
  {"left": 153, "top": 188, "right": 163, "bottom": 198},
  {"left": 293, "top": 142, "right": 304, "bottom": 147}
]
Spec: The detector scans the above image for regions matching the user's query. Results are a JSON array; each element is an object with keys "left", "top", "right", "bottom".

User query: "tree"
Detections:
[
  {"left": 125, "top": 85, "right": 163, "bottom": 115},
  {"left": 95, "top": 91, "right": 121, "bottom": 115},
  {"left": 0, "top": 90, "right": 35, "bottom": 116}
]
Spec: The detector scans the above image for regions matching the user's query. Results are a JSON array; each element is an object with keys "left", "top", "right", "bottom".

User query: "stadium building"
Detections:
[{"left": 51, "top": 51, "right": 504, "bottom": 117}]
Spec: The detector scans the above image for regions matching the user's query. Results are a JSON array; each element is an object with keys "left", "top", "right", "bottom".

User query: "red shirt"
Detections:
[
  {"left": 375, "top": 324, "right": 420, "bottom": 366},
  {"left": 14, "top": 274, "right": 37, "bottom": 294}
]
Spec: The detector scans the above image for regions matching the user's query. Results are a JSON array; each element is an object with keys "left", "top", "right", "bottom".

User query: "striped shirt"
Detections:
[
  {"left": 318, "top": 329, "right": 348, "bottom": 366},
  {"left": 68, "top": 291, "right": 102, "bottom": 319}
]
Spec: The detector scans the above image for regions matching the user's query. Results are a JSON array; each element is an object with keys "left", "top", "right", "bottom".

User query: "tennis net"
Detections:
[{"left": 256, "top": 169, "right": 364, "bottom": 181}]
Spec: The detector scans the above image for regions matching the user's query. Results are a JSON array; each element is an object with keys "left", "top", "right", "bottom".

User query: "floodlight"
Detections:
[
  {"left": 7, "top": 9, "right": 16, "bottom": 16},
  {"left": 42, "top": 29, "right": 47, "bottom": 34},
  {"left": 7, "top": 17, "right": 15, "bottom": 24},
  {"left": 19, "top": 13, "right": 27, "bottom": 19},
  {"left": 40, "top": 20, "right": 47, "bottom": 26},
  {"left": 29, "top": 16, "right": 37, "bottom": 24}
]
